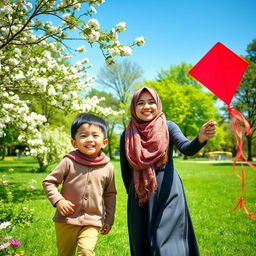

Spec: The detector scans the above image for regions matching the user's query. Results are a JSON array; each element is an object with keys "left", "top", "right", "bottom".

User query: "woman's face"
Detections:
[{"left": 135, "top": 91, "right": 158, "bottom": 122}]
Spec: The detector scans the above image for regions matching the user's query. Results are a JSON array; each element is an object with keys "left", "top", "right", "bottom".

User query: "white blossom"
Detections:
[
  {"left": 0, "top": 0, "right": 145, "bottom": 169},
  {"left": 18, "top": 135, "right": 25, "bottom": 142},
  {"left": 73, "top": 3, "right": 81, "bottom": 10},
  {"left": 0, "top": 222, "right": 12, "bottom": 230},
  {"left": 116, "top": 22, "right": 127, "bottom": 32},
  {"left": 14, "top": 72, "right": 25, "bottom": 80},
  {"left": 26, "top": 2, "right": 32, "bottom": 9},
  {"left": 134, "top": 36, "right": 146, "bottom": 46},
  {"left": 48, "top": 85, "right": 57, "bottom": 95},
  {"left": 109, "top": 28, "right": 118, "bottom": 42},
  {"left": 13, "top": 48, "right": 22, "bottom": 56},
  {"left": 108, "top": 47, "right": 120, "bottom": 57},
  {"left": 90, "top": 6, "right": 97, "bottom": 13},
  {"left": 88, "top": 0, "right": 105, "bottom": 5},
  {"left": 81, "top": 58, "right": 89, "bottom": 64},
  {"left": 62, "top": 14, "right": 71, "bottom": 20},
  {"left": 30, "top": 149, "right": 37, "bottom": 157},
  {"left": 84, "top": 30, "right": 100, "bottom": 43},
  {"left": 8, "top": 58, "right": 19, "bottom": 66},
  {"left": 0, "top": 6, "right": 13, "bottom": 15},
  {"left": 88, "top": 18, "right": 100, "bottom": 30},
  {"left": 105, "top": 57, "right": 115, "bottom": 66},
  {"left": 120, "top": 46, "right": 132, "bottom": 56},
  {"left": 19, "top": 123, "right": 27, "bottom": 130},
  {"left": 27, "top": 139, "right": 43, "bottom": 146},
  {"left": 76, "top": 45, "right": 86, "bottom": 53}
]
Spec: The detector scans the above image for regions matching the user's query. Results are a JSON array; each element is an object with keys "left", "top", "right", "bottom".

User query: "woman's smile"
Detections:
[{"left": 135, "top": 91, "right": 158, "bottom": 122}]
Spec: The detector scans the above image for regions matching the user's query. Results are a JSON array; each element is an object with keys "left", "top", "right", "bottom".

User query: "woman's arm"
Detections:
[
  {"left": 119, "top": 131, "right": 132, "bottom": 194},
  {"left": 168, "top": 121, "right": 208, "bottom": 156}
]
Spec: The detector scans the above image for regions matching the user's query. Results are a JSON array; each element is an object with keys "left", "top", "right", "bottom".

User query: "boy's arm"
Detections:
[
  {"left": 102, "top": 164, "right": 117, "bottom": 226},
  {"left": 42, "top": 158, "right": 68, "bottom": 206}
]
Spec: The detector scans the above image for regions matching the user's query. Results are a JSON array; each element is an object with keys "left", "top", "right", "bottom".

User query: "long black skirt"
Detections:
[{"left": 127, "top": 168, "right": 200, "bottom": 256}]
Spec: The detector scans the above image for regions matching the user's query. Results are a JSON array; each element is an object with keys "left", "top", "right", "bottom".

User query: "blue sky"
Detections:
[{"left": 72, "top": 0, "right": 256, "bottom": 82}]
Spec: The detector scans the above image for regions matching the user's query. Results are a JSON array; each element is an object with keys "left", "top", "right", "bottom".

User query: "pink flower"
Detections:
[
  {"left": 10, "top": 240, "right": 21, "bottom": 247},
  {"left": 0, "top": 242, "right": 10, "bottom": 250}
]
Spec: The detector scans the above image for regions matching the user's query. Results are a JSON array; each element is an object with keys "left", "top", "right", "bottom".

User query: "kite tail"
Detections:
[{"left": 228, "top": 106, "right": 256, "bottom": 221}]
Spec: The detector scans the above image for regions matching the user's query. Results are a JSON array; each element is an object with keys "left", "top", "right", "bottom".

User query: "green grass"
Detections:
[
  {"left": 1, "top": 157, "right": 256, "bottom": 255},
  {"left": 176, "top": 160, "right": 256, "bottom": 256}
]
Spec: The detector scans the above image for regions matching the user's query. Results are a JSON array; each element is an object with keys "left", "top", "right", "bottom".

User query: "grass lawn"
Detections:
[{"left": 1, "top": 157, "right": 256, "bottom": 255}]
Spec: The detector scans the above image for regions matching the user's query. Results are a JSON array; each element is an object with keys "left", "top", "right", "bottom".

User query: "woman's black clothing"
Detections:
[{"left": 120, "top": 121, "right": 206, "bottom": 256}]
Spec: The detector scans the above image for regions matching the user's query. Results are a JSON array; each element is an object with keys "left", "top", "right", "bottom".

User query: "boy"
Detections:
[{"left": 43, "top": 113, "right": 116, "bottom": 256}]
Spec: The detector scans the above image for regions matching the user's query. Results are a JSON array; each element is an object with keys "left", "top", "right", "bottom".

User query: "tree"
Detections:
[
  {"left": 246, "top": 38, "right": 256, "bottom": 62},
  {"left": 96, "top": 59, "right": 144, "bottom": 129},
  {"left": 86, "top": 88, "right": 122, "bottom": 159},
  {"left": 0, "top": 0, "right": 145, "bottom": 168},
  {"left": 221, "top": 122, "right": 238, "bottom": 156},
  {"left": 146, "top": 79, "right": 223, "bottom": 135},
  {"left": 156, "top": 62, "right": 202, "bottom": 88},
  {"left": 0, "top": 125, "right": 21, "bottom": 160},
  {"left": 145, "top": 63, "right": 225, "bottom": 155},
  {"left": 35, "top": 126, "right": 73, "bottom": 171},
  {"left": 231, "top": 39, "right": 256, "bottom": 161}
]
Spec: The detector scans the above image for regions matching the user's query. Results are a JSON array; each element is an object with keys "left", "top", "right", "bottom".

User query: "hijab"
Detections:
[{"left": 125, "top": 87, "right": 169, "bottom": 204}]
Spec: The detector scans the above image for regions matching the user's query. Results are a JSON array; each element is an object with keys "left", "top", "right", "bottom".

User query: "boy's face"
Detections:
[{"left": 71, "top": 123, "right": 108, "bottom": 158}]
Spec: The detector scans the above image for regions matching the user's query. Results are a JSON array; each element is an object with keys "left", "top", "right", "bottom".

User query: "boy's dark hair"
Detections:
[{"left": 71, "top": 113, "right": 108, "bottom": 139}]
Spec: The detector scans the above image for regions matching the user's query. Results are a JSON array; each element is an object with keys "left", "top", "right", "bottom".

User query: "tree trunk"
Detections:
[
  {"left": 0, "top": 145, "right": 6, "bottom": 160},
  {"left": 36, "top": 157, "right": 47, "bottom": 172},
  {"left": 246, "top": 136, "right": 252, "bottom": 161},
  {"left": 183, "top": 154, "right": 188, "bottom": 160},
  {"left": 232, "top": 146, "right": 237, "bottom": 158},
  {"left": 108, "top": 138, "right": 113, "bottom": 160},
  {"left": 122, "top": 120, "right": 127, "bottom": 130}
]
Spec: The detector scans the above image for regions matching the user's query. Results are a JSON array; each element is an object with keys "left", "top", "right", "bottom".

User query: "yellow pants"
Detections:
[{"left": 55, "top": 222, "right": 100, "bottom": 256}]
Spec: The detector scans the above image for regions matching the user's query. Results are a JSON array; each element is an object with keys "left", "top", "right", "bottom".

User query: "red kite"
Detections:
[
  {"left": 189, "top": 42, "right": 256, "bottom": 220},
  {"left": 189, "top": 42, "right": 248, "bottom": 106}
]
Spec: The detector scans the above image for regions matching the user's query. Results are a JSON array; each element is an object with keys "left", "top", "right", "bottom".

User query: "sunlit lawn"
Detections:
[{"left": 0, "top": 157, "right": 256, "bottom": 255}]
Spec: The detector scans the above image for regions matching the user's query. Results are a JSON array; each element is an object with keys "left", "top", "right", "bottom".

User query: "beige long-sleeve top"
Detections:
[{"left": 42, "top": 157, "right": 116, "bottom": 227}]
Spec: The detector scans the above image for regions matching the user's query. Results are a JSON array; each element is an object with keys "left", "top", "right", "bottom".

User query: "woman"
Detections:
[{"left": 120, "top": 87, "right": 216, "bottom": 256}]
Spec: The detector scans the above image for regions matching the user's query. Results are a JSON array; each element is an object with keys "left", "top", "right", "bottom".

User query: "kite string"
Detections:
[{"left": 228, "top": 106, "right": 256, "bottom": 221}]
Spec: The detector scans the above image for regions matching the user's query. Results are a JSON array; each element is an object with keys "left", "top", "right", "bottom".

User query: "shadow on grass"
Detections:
[
  {"left": 0, "top": 166, "right": 40, "bottom": 173},
  {"left": 212, "top": 162, "right": 256, "bottom": 167},
  {"left": 0, "top": 158, "right": 39, "bottom": 172},
  {"left": 212, "top": 163, "right": 234, "bottom": 166},
  {"left": 0, "top": 158, "right": 37, "bottom": 164},
  {"left": 177, "top": 159, "right": 256, "bottom": 167},
  {"left": 0, "top": 160, "right": 55, "bottom": 173},
  {"left": 0, "top": 185, "right": 45, "bottom": 202},
  {"left": 0, "top": 157, "right": 54, "bottom": 204}
]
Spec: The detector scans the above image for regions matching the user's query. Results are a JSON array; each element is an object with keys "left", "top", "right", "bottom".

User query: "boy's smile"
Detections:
[{"left": 71, "top": 123, "right": 108, "bottom": 157}]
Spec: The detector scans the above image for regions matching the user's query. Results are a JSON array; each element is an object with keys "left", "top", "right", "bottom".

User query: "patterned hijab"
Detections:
[{"left": 125, "top": 87, "right": 169, "bottom": 204}]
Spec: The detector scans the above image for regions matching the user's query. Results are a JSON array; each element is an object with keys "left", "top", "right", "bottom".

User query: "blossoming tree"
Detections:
[{"left": 0, "top": 0, "right": 145, "bottom": 169}]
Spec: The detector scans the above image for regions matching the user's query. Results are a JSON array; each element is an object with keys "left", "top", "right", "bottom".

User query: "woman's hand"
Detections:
[{"left": 198, "top": 120, "right": 216, "bottom": 143}]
